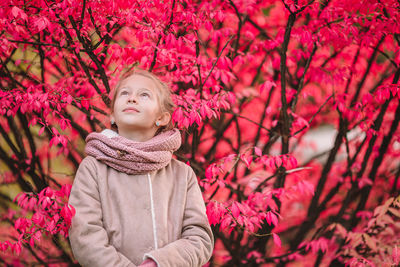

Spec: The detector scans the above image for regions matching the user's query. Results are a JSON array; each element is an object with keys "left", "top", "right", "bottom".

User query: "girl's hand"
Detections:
[{"left": 138, "top": 258, "right": 157, "bottom": 267}]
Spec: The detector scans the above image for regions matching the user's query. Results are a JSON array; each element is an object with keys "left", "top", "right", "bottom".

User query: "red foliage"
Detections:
[{"left": 1, "top": 0, "right": 400, "bottom": 266}]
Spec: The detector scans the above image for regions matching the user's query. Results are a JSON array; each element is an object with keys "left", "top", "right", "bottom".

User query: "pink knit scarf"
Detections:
[{"left": 84, "top": 128, "right": 182, "bottom": 174}]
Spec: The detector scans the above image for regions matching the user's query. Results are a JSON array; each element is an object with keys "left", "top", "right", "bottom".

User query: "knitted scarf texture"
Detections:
[{"left": 85, "top": 128, "right": 182, "bottom": 174}]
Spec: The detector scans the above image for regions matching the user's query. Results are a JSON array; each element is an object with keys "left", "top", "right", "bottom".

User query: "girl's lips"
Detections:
[{"left": 123, "top": 108, "right": 139, "bottom": 112}]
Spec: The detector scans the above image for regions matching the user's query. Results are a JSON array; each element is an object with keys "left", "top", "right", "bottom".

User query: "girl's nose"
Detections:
[{"left": 127, "top": 93, "right": 137, "bottom": 103}]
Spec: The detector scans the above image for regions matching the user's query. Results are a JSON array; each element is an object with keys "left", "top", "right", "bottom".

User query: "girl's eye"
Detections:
[
  {"left": 120, "top": 91, "right": 128, "bottom": 95},
  {"left": 140, "top": 92, "right": 150, "bottom": 98}
]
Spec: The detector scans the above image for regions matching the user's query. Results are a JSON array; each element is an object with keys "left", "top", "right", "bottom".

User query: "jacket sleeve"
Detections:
[
  {"left": 68, "top": 156, "right": 136, "bottom": 267},
  {"left": 144, "top": 167, "right": 214, "bottom": 267}
]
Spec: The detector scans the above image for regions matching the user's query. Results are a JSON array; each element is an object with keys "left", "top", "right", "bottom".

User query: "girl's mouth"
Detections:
[{"left": 123, "top": 107, "right": 139, "bottom": 112}]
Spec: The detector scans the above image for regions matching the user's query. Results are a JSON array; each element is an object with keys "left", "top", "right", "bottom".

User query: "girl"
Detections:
[{"left": 68, "top": 69, "right": 214, "bottom": 267}]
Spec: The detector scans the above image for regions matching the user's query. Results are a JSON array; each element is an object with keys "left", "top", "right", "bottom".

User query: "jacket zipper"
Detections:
[{"left": 147, "top": 173, "right": 158, "bottom": 249}]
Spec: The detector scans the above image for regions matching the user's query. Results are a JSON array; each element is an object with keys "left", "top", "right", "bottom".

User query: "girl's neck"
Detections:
[{"left": 117, "top": 128, "right": 157, "bottom": 142}]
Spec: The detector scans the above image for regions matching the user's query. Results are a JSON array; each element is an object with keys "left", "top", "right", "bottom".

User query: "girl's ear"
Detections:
[{"left": 157, "top": 112, "right": 171, "bottom": 127}]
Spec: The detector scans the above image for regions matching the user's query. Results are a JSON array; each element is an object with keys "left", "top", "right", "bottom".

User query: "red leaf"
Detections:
[
  {"left": 260, "top": 81, "right": 276, "bottom": 94},
  {"left": 272, "top": 233, "right": 281, "bottom": 248},
  {"left": 11, "top": 7, "right": 27, "bottom": 21},
  {"left": 81, "top": 99, "right": 90, "bottom": 110},
  {"left": 38, "top": 127, "right": 45, "bottom": 136},
  {"left": 393, "top": 245, "right": 399, "bottom": 265},
  {"left": 205, "top": 21, "right": 213, "bottom": 32},
  {"left": 230, "top": 202, "right": 240, "bottom": 218},
  {"left": 254, "top": 147, "right": 262, "bottom": 157},
  {"left": 274, "top": 156, "right": 282, "bottom": 167},
  {"left": 35, "top": 17, "right": 50, "bottom": 32}
]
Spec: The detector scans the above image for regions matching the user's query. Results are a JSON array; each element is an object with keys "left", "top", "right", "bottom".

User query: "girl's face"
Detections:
[{"left": 110, "top": 74, "right": 170, "bottom": 141}]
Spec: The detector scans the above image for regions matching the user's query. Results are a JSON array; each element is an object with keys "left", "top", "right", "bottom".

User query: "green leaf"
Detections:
[{"left": 262, "top": 5, "right": 274, "bottom": 16}]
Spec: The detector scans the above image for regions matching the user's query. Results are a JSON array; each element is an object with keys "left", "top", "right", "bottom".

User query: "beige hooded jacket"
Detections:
[{"left": 68, "top": 155, "right": 214, "bottom": 267}]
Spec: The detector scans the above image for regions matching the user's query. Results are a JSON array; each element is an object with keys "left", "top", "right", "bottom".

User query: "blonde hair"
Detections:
[{"left": 110, "top": 69, "right": 175, "bottom": 135}]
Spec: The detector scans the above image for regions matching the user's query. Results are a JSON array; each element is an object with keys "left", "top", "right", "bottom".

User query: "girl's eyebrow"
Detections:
[
  {"left": 137, "top": 88, "right": 154, "bottom": 95},
  {"left": 119, "top": 87, "right": 152, "bottom": 93},
  {"left": 138, "top": 87, "right": 152, "bottom": 92}
]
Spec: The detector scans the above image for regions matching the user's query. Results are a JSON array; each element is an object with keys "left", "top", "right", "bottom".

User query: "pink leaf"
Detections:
[
  {"left": 240, "top": 154, "right": 253, "bottom": 168},
  {"left": 81, "top": 99, "right": 90, "bottom": 110},
  {"left": 358, "top": 177, "right": 373, "bottom": 189},
  {"left": 35, "top": 17, "right": 50, "bottom": 32},
  {"left": 231, "top": 202, "right": 240, "bottom": 218},
  {"left": 11, "top": 7, "right": 27, "bottom": 21},
  {"left": 272, "top": 233, "right": 281, "bottom": 247},
  {"left": 205, "top": 21, "right": 213, "bottom": 32},
  {"left": 393, "top": 245, "right": 399, "bottom": 265},
  {"left": 259, "top": 81, "right": 276, "bottom": 94},
  {"left": 266, "top": 211, "right": 278, "bottom": 226},
  {"left": 274, "top": 156, "right": 282, "bottom": 167},
  {"left": 38, "top": 127, "right": 45, "bottom": 136},
  {"left": 12, "top": 242, "right": 22, "bottom": 254},
  {"left": 254, "top": 147, "right": 262, "bottom": 157}
]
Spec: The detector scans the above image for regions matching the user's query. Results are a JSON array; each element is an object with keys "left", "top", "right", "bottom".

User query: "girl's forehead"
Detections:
[{"left": 120, "top": 74, "right": 158, "bottom": 91}]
